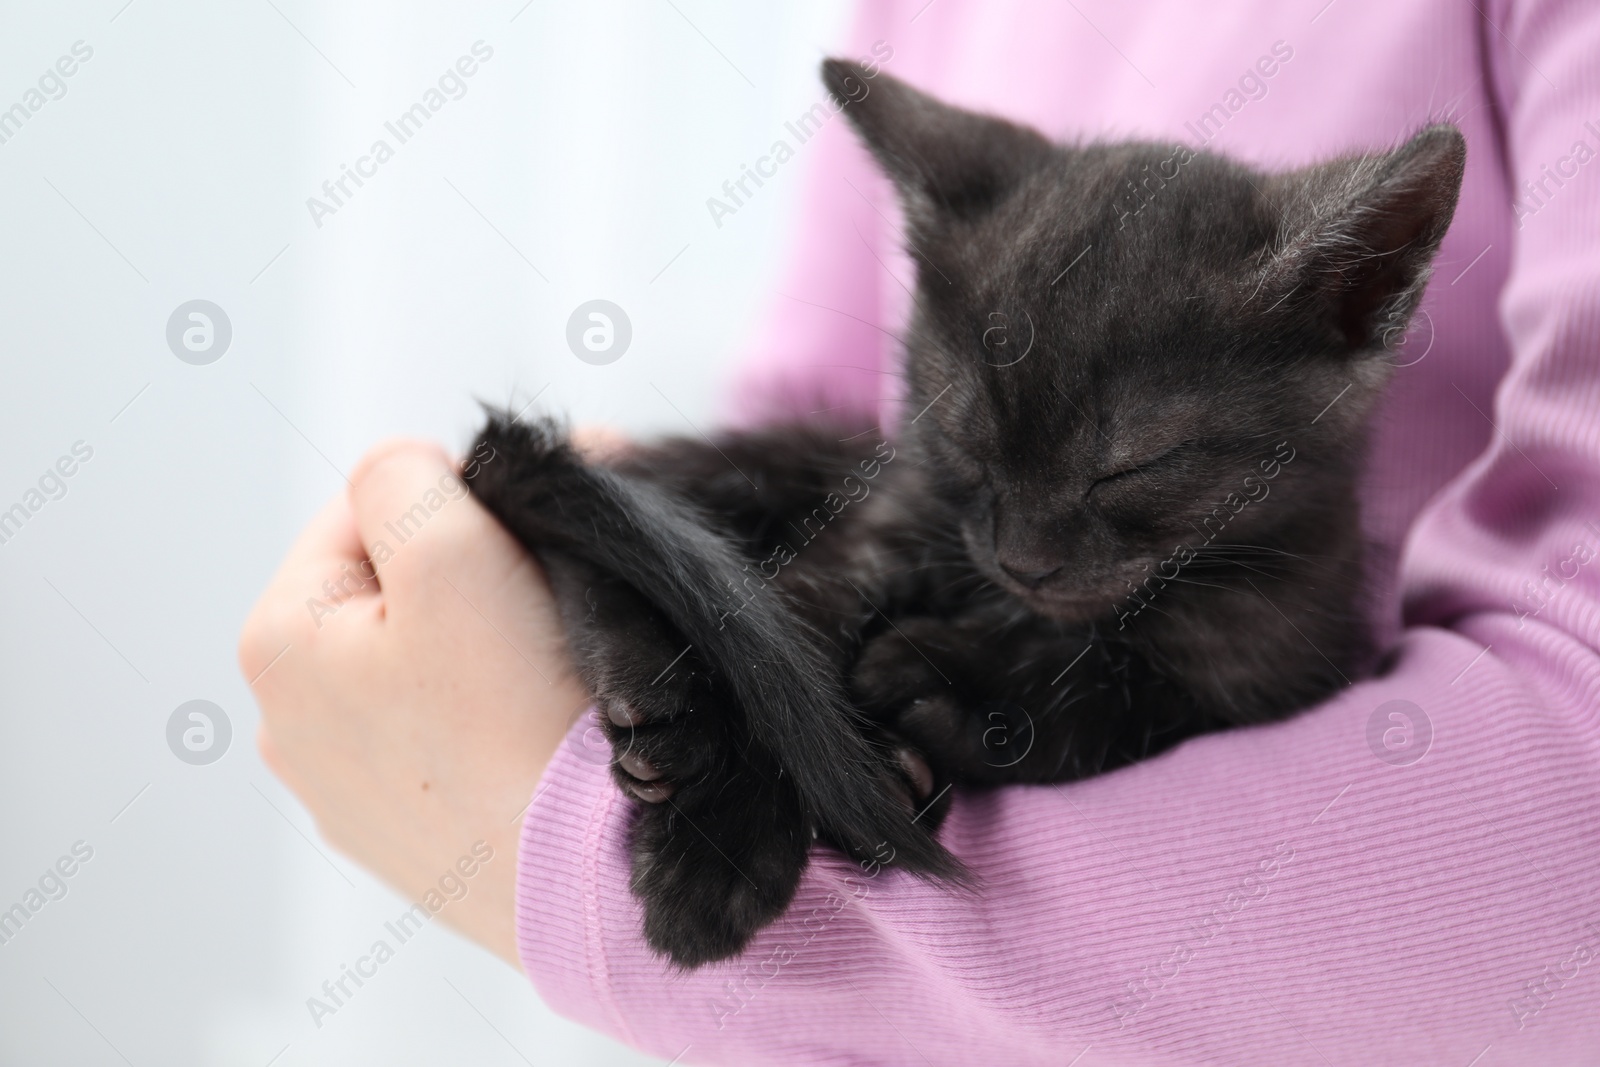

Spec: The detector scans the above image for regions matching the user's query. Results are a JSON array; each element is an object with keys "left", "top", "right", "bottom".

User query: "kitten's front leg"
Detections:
[
  {"left": 532, "top": 559, "right": 812, "bottom": 968},
  {"left": 850, "top": 613, "right": 1201, "bottom": 822},
  {"left": 541, "top": 553, "right": 811, "bottom": 966},
  {"left": 847, "top": 616, "right": 996, "bottom": 828}
]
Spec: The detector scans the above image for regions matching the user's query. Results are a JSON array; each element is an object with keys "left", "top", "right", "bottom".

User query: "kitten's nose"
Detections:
[{"left": 998, "top": 558, "right": 1062, "bottom": 588}]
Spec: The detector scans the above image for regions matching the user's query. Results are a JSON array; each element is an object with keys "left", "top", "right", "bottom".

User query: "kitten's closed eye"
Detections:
[{"left": 1087, "top": 440, "right": 1196, "bottom": 498}]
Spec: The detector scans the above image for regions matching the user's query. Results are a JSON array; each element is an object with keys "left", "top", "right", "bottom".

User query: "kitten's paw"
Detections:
[
  {"left": 856, "top": 731, "right": 934, "bottom": 810},
  {"left": 850, "top": 623, "right": 978, "bottom": 822},
  {"left": 851, "top": 618, "right": 955, "bottom": 706},
  {"left": 598, "top": 679, "right": 721, "bottom": 804},
  {"left": 889, "top": 743, "right": 935, "bottom": 803},
  {"left": 868, "top": 722, "right": 954, "bottom": 828},
  {"left": 541, "top": 550, "right": 817, "bottom": 964},
  {"left": 630, "top": 750, "right": 811, "bottom": 967},
  {"left": 575, "top": 612, "right": 813, "bottom": 964},
  {"left": 541, "top": 554, "right": 725, "bottom": 805}
]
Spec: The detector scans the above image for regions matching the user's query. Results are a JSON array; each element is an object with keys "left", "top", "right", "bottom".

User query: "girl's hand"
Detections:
[{"left": 238, "top": 439, "right": 591, "bottom": 967}]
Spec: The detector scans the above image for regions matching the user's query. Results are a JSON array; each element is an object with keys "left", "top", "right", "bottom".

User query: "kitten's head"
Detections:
[{"left": 824, "top": 60, "right": 1464, "bottom": 621}]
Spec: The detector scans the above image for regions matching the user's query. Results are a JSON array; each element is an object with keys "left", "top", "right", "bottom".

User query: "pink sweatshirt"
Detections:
[{"left": 517, "top": 1, "right": 1600, "bottom": 1062}]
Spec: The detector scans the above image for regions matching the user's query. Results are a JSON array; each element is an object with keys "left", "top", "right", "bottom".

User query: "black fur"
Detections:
[{"left": 465, "top": 60, "right": 1466, "bottom": 967}]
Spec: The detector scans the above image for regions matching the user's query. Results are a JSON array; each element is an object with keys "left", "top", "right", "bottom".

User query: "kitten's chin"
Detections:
[
  {"left": 1017, "top": 589, "right": 1123, "bottom": 623},
  {"left": 989, "top": 574, "right": 1125, "bottom": 622}
]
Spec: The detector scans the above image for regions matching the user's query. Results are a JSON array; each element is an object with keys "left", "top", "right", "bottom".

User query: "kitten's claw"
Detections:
[
  {"left": 626, "top": 778, "right": 676, "bottom": 803},
  {"left": 872, "top": 738, "right": 942, "bottom": 815},
  {"left": 618, "top": 749, "right": 663, "bottom": 781},
  {"left": 892, "top": 745, "right": 935, "bottom": 801},
  {"left": 606, "top": 702, "right": 644, "bottom": 727}
]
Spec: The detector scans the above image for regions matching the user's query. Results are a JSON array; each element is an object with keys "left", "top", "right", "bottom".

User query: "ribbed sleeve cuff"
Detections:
[{"left": 514, "top": 710, "right": 641, "bottom": 1049}]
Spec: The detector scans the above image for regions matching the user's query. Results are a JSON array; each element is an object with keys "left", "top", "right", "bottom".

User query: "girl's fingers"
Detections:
[{"left": 239, "top": 491, "right": 377, "bottom": 682}]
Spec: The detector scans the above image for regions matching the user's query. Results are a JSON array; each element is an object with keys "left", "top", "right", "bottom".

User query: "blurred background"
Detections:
[{"left": 0, "top": 1, "right": 852, "bottom": 1062}]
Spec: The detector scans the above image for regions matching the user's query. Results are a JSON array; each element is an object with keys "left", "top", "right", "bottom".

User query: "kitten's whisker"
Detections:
[
  {"left": 1200, "top": 558, "right": 1294, "bottom": 583},
  {"left": 1127, "top": 599, "right": 1175, "bottom": 621},
  {"left": 851, "top": 219, "right": 917, "bottom": 300},
  {"left": 1160, "top": 576, "right": 1235, "bottom": 594},
  {"left": 840, "top": 174, "right": 952, "bottom": 285},
  {"left": 1193, "top": 544, "right": 1316, "bottom": 564},
  {"left": 1242, "top": 578, "right": 1350, "bottom": 685},
  {"left": 806, "top": 362, "right": 913, "bottom": 382},
  {"left": 775, "top": 291, "right": 904, "bottom": 345}
]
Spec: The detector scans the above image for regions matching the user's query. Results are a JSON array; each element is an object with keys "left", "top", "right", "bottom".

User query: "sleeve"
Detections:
[
  {"left": 513, "top": 2, "right": 1600, "bottom": 1064},
  {"left": 717, "top": 9, "right": 911, "bottom": 431}
]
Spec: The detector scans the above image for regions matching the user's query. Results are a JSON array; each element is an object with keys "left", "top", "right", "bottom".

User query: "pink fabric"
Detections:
[{"left": 517, "top": 1, "right": 1600, "bottom": 1062}]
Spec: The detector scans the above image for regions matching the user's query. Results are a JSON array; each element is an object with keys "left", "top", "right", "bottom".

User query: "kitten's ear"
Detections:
[
  {"left": 821, "top": 58, "right": 1053, "bottom": 221},
  {"left": 1264, "top": 124, "right": 1466, "bottom": 351}
]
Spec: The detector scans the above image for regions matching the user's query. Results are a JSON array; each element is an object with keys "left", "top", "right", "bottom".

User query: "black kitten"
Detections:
[{"left": 466, "top": 60, "right": 1465, "bottom": 967}]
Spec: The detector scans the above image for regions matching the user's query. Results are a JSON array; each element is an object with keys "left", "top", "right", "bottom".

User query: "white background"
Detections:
[{"left": 0, "top": 1, "right": 851, "bottom": 1062}]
